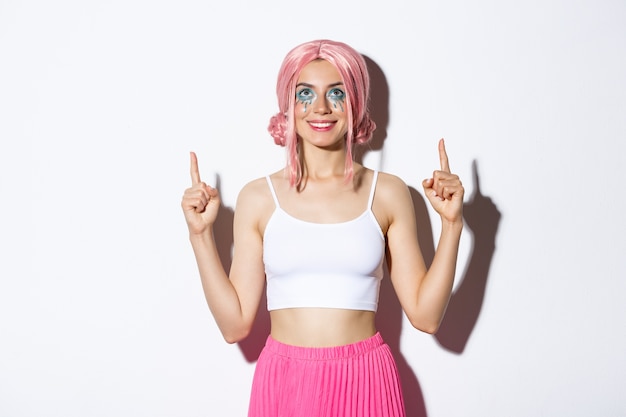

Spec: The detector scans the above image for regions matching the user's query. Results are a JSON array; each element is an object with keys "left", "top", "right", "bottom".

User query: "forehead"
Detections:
[{"left": 296, "top": 59, "right": 342, "bottom": 86}]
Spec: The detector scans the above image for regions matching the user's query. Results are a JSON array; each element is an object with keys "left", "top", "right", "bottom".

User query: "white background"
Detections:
[{"left": 1, "top": 1, "right": 625, "bottom": 416}]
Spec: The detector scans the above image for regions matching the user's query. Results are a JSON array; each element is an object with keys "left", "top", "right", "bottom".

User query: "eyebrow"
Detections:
[{"left": 296, "top": 81, "right": 344, "bottom": 88}]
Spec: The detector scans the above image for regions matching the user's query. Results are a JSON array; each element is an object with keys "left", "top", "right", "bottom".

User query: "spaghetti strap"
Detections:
[
  {"left": 265, "top": 176, "right": 280, "bottom": 208},
  {"left": 367, "top": 170, "right": 379, "bottom": 209}
]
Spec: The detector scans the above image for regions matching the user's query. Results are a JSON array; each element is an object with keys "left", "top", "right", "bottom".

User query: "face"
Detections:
[{"left": 294, "top": 59, "right": 348, "bottom": 150}]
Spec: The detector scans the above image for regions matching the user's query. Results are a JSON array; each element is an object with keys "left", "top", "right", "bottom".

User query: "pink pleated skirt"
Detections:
[{"left": 248, "top": 332, "right": 405, "bottom": 417}]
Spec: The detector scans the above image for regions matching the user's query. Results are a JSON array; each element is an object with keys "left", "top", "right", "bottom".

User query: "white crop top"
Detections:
[{"left": 263, "top": 171, "right": 385, "bottom": 312}]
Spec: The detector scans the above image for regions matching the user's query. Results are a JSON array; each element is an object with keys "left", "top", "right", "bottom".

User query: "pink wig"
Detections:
[{"left": 267, "top": 39, "right": 376, "bottom": 187}]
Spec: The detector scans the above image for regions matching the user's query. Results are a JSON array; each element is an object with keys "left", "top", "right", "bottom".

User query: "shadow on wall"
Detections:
[
  {"left": 376, "top": 161, "right": 501, "bottom": 417},
  {"left": 207, "top": 56, "right": 502, "bottom": 417},
  {"left": 433, "top": 160, "right": 501, "bottom": 354}
]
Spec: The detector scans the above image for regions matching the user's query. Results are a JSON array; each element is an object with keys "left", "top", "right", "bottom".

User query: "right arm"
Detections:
[{"left": 181, "top": 152, "right": 266, "bottom": 343}]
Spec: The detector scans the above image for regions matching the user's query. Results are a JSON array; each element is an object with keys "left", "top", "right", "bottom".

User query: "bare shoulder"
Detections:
[
  {"left": 236, "top": 176, "right": 272, "bottom": 210},
  {"left": 372, "top": 171, "right": 414, "bottom": 232},
  {"left": 235, "top": 174, "right": 278, "bottom": 232},
  {"left": 375, "top": 171, "right": 412, "bottom": 201}
]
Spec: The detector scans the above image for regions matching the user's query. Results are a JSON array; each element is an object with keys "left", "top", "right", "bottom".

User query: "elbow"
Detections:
[
  {"left": 419, "top": 324, "right": 440, "bottom": 335},
  {"left": 408, "top": 317, "right": 441, "bottom": 335},
  {"left": 221, "top": 325, "right": 252, "bottom": 345},
  {"left": 223, "top": 334, "right": 241, "bottom": 344},
  {"left": 223, "top": 332, "right": 246, "bottom": 344}
]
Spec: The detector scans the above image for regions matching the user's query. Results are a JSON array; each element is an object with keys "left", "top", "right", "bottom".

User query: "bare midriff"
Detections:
[{"left": 269, "top": 308, "right": 377, "bottom": 347}]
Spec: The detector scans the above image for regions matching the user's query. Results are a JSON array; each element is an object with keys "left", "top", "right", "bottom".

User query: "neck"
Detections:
[{"left": 300, "top": 138, "right": 351, "bottom": 177}]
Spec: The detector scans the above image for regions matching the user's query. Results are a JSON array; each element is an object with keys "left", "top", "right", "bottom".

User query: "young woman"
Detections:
[{"left": 181, "top": 39, "right": 464, "bottom": 417}]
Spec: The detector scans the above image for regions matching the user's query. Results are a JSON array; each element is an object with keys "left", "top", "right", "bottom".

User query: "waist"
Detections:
[
  {"left": 263, "top": 331, "right": 385, "bottom": 360},
  {"left": 269, "top": 307, "right": 377, "bottom": 347}
]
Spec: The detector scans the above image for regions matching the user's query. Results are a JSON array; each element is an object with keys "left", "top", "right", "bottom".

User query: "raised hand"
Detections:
[
  {"left": 422, "top": 139, "right": 464, "bottom": 224},
  {"left": 181, "top": 152, "right": 221, "bottom": 235}
]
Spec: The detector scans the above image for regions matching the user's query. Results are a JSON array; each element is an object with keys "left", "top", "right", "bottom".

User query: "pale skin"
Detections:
[{"left": 181, "top": 59, "right": 464, "bottom": 347}]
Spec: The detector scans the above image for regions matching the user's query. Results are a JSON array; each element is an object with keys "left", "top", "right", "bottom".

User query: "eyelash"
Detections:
[
  {"left": 327, "top": 88, "right": 345, "bottom": 101},
  {"left": 295, "top": 88, "right": 346, "bottom": 108},
  {"left": 296, "top": 88, "right": 316, "bottom": 105}
]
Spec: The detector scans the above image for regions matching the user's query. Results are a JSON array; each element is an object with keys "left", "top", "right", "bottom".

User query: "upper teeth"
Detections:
[{"left": 310, "top": 122, "right": 332, "bottom": 128}]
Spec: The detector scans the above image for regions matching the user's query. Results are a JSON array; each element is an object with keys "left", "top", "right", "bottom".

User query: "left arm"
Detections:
[{"left": 383, "top": 139, "right": 464, "bottom": 334}]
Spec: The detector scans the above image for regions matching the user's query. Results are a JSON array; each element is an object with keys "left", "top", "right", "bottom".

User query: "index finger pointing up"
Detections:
[
  {"left": 439, "top": 138, "right": 451, "bottom": 173},
  {"left": 190, "top": 151, "right": 201, "bottom": 185}
]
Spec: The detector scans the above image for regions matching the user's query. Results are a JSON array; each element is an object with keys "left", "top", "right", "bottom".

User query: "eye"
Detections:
[
  {"left": 296, "top": 88, "right": 316, "bottom": 103},
  {"left": 327, "top": 88, "right": 346, "bottom": 101}
]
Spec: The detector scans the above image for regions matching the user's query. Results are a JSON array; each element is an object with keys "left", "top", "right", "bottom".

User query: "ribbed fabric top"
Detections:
[{"left": 263, "top": 171, "right": 385, "bottom": 312}]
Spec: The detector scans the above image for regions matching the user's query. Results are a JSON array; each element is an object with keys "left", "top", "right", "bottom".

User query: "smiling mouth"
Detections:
[{"left": 308, "top": 121, "right": 335, "bottom": 130}]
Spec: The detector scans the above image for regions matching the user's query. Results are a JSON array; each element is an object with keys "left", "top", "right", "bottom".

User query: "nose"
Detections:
[{"left": 313, "top": 96, "right": 332, "bottom": 114}]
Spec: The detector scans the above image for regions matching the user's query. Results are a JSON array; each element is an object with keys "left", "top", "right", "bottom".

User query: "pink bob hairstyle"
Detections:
[{"left": 267, "top": 39, "right": 376, "bottom": 188}]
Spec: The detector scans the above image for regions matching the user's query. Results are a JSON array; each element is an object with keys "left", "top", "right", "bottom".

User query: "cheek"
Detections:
[
  {"left": 294, "top": 116, "right": 308, "bottom": 134},
  {"left": 295, "top": 101, "right": 308, "bottom": 114},
  {"left": 328, "top": 97, "right": 345, "bottom": 113}
]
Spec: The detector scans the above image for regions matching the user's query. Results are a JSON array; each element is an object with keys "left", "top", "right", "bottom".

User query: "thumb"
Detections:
[
  {"left": 422, "top": 177, "right": 442, "bottom": 202},
  {"left": 422, "top": 177, "right": 435, "bottom": 196},
  {"left": 203, "top": 183, "right": 221, "bottom": 206}
]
